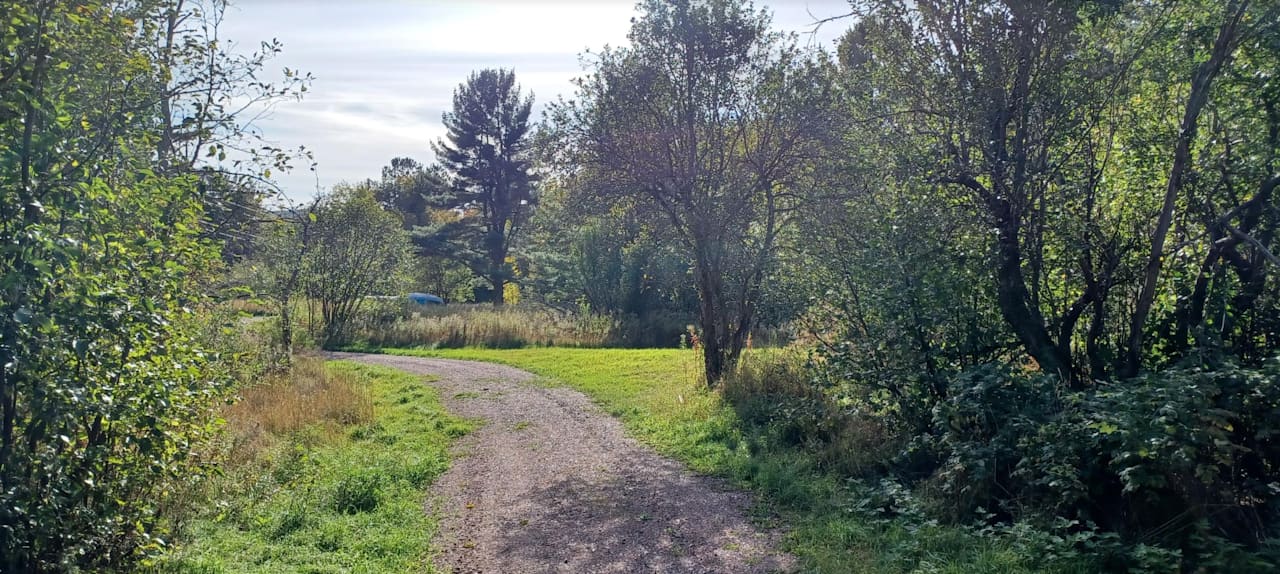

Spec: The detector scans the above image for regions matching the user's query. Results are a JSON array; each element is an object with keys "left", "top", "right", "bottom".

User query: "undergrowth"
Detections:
[
  {"left": 146, "top": 358, "right": 473, "bottom": 573},
  {"left": 380, "top": 347, "right": 1091, "bottom": 573}
]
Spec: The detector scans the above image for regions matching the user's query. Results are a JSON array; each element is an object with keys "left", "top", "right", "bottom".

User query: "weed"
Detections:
[{"left": 330, "top": 470, "right": 382, "bottom": 514}]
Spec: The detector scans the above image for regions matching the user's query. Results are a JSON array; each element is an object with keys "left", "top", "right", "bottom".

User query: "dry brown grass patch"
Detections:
[{"left": 223, "top": 356, "right": 374, "bottom": 464}]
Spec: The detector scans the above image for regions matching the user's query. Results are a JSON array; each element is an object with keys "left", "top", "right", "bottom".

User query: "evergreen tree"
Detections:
[{"left": 420, "top": 69, "right": 537, "bottom": 305}]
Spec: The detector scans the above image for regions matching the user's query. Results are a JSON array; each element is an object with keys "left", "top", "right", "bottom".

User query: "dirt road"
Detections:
[{"left": 329, "top": 352, "right": 796, "bottom": 574}]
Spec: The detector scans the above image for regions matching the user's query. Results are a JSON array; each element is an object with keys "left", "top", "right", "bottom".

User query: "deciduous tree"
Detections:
[{"left": 547, "top": 0, "right": 835, "bottom": 382}]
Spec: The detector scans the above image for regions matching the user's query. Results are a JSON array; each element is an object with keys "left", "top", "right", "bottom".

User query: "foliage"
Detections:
[
  {"left": 416, "top": 69, "right": 538, "bottom": 305},
  {"left": 244, "top": 187, "right": 412, "bottom": 351},
  {"left": 145, "top": 0, "right": 311, "bottom": 262},
  {"left": 242, "top": 208, "right": 316, "bottom": 355},
  {"left": 150, "top": 359, "right": 473, "bottom": 573},
  {"left": 0, "top": 1, "right": 244, "bottom": 570},
  {"left": 303, "top": 186, "right": 414, "bottom": 347},
  {"left": 826, "top": 0, "right": 1280, "bottom": 380},
  {"left": 791, "top": 0, "right": 1280, "bottom": 567},
  {"left": 520, "top": 181, "right": 701, "bottom": 342},
  {"left": 366, "top": 157, "right": 476, "bottom": 301},
  {"left": 545, "top": 0, "right": 837, "bottom": 382},
  {"left": 371, "top": 157, "right": 449, "bottom": 229}
]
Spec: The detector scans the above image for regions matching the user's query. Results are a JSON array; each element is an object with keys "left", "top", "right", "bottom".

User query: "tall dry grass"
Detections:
[
  {"left": 222, "top": 356, "right": 374, "bottom": 465},
  {"left": 223, "top": 297, "right": 273, "bottom": 316},
  {"left": 355, "top": 305, "right": 618, "bottom": 349}
]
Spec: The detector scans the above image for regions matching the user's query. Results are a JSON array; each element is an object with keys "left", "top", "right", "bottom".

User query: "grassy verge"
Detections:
[
  {"left": 151, "top": 358, "right": 473, "bottom": 574},
  {"left": 381, "top": 347, "right": 1078, "bottom": 574}
]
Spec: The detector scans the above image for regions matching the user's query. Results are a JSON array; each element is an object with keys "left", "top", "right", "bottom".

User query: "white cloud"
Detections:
[{"left": 220, "top": 0, "right": 852, "bottom": 200}]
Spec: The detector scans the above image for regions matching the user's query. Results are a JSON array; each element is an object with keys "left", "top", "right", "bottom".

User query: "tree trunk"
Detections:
[
  {"left": 693, "top": 237, "right": 730, "bottom": 385},
  {"left": 1124, "top": 1, "right": 1245, "bottom": 377},
  {"left": 491, "top": 273, "right": 505, "bottom": 307},
  {"left": 990, "top": 197, "right": 1073, "bottom": 380},
  {"left": 488, "top": 220, "right": 507, "bottom": 306},
  {"left": 280, "top": 297, "right": 294, "bottom": 355}
]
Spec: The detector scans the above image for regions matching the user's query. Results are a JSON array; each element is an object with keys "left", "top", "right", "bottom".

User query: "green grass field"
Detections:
[
  {"left": 152, "top": 361, "right": 473, "bottom": 574},
  {"left": 383, "top": 347, "right": 1076, "bottom": 574}
]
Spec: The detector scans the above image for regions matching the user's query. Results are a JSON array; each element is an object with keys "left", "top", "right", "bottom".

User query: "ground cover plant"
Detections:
[{"left": 149, "top": 358, "right": 472, "bottom": 573}]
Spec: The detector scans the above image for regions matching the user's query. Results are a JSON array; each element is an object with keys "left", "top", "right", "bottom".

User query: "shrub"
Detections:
[
  {"left": 868, "top": 360, "right": 1280, "bottom": 569},
  {"left": 742, "top": 344, "right": 1280, "bottom": 569},
  {"left": 724, "top": 351, "right": 901, "bottom": 478},
  {"left": 1, "top": 141, "right": 226, "bottom": 570},
  {"left": 1028, "top": 361, "right": 1280, "bottom": 551}
]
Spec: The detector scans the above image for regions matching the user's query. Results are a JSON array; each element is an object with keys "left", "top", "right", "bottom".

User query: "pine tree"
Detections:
[{"left": 420, "top": 69, "right": 537, "bottom": 305}]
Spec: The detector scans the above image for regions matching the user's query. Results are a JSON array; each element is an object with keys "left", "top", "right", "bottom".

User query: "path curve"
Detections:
[{"left": 329, "top": 352, "right": 796, "bottom": 574}]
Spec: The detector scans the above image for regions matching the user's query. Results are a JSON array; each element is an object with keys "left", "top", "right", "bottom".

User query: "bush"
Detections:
[
  {"left": 840, "top": 359, "right": 1280, "bottom": 570},
  {"left": 724, "top": 351, "right": 900, "bottom": 478},
  {"left": 730, "top": 345, "right": 1280, "bottom": 569},
  {"left": 0, "top": 153, "right": 227, "bottom": 570},
  {"left": 1024, "top": 361, "right": 1280, "bottom": 552}
]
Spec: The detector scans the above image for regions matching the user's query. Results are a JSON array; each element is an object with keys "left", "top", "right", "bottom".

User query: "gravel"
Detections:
[{"left": 328, "top": 352, "right": 797, "bottom": 574}]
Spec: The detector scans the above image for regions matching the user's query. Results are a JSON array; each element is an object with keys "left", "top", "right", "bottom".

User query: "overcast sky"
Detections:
[{"left": 219, "top": 1, "right": 853, "bottom": 201}]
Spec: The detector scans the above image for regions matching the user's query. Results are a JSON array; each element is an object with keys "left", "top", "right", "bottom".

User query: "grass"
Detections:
[
  {"left": 380, "top": 347, "right": 1085, "bottom": 574},
  {"left": 353, "top": 304, "right": 619, "bottom": 349},
  {"left": 150, "top": 358, "right": 474, "bottom": 574}
]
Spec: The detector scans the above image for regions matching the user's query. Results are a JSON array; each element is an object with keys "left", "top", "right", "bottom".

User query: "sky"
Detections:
[{"left": 219, "top": 1, "right": 854, "bottom": 201}]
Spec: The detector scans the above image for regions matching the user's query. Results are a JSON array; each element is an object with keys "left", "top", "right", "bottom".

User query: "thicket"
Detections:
[
  {"left": 0, "top": 0, "right": 308, "bottom": 570},
  {"left": 711, "top": 0, "right": 1280, "bottom": 569}
]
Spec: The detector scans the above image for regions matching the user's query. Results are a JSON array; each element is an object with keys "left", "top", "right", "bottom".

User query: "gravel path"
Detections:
[{"left": 329, "top": 352, "right": 796, "bottom": 574}]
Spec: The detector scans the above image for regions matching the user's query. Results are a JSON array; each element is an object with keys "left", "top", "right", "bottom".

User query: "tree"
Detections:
[
  {"left": 547, "top": 0, "right": 835, "bottom": 382},
  {"left": 305, "top": 185, "right": 413, "bottom": 347},
  {"left": 372, "top": 157, "right": 448, "bottom": 228},
  {"left": 804, "top": 2, "right": 1280, "bottom": 559},
  {"left": 246, "top": 200, "right": 319, "bottom": 357},
  {"left": 0, "top": 1, "right": 229, "bottom": 569},
  {"left": 830, "top": 0, "right": 1279, "bottom": 383},
  {"left": 1122, "top": 0, "right": 1253, "bottom": 376},
  {"left": 147, "top": 0, "right": 312, "bottom": 262},
  {"left": 420, "top": 69, "right": 537, "bottom": 306},
  {"left": 521, "top": 176, "right": 699, "bottom": 343}
]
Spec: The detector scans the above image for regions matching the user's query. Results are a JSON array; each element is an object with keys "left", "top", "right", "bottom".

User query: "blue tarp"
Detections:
[{"left": 407, "top": 292, "right": 445, "bottom": 305}]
